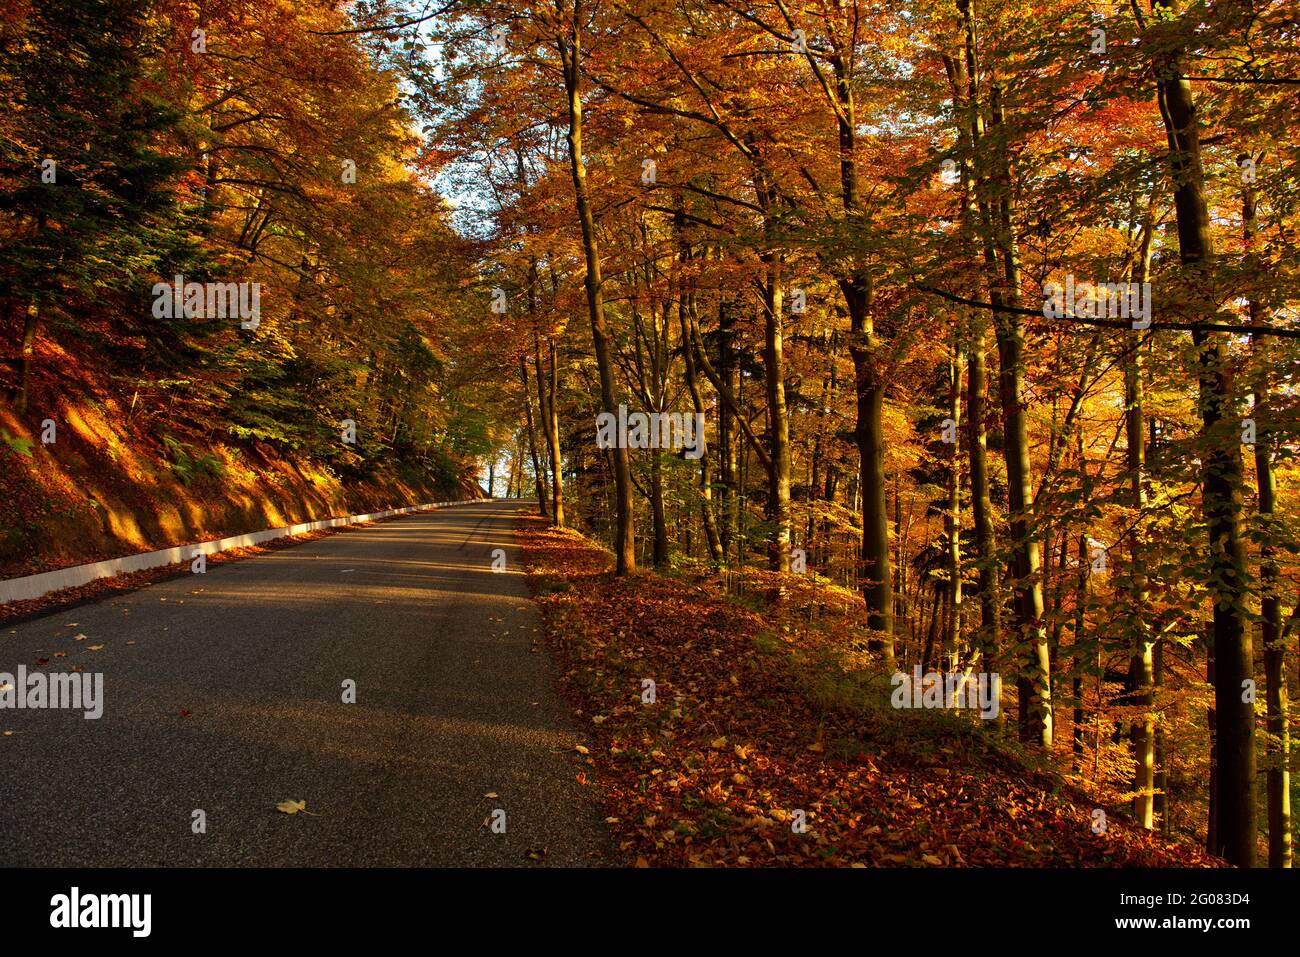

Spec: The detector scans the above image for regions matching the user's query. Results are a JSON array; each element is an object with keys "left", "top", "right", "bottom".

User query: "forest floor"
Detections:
[{"left": 519, "top": 515, "right": 1218, "bottom": 867}]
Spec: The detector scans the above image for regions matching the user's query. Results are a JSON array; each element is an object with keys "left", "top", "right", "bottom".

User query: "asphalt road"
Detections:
[{"left": 0, "top": 500, "right": 617, "bottom": 866}]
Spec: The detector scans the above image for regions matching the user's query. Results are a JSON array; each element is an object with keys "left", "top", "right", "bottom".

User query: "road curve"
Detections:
[{"left": 0, "top": 500, "right": 618, "bottom": 866}]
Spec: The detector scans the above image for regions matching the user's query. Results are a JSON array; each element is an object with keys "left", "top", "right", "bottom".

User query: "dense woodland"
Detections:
[{"left": 2, "top": 0, "right": 1298, "bottom": 866}]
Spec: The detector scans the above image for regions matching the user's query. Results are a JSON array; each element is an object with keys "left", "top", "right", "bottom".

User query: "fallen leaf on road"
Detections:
[
  {"left": 276, "top": 799, "right": 314, "bottom": 815},
  {"left": 524, "top": 847, "right": 547, "bottom": 861},
  {"left": 87, "top": 645, "right": 104, "bottom": 651}
]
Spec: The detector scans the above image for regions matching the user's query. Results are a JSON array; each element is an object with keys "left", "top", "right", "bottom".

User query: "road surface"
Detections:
[{"left": 0, "top": 500, "right": 617, "bottom": 866}]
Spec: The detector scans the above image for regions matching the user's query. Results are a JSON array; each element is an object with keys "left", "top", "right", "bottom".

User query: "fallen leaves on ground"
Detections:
[{"left": 519, "top": 519, "right": 1216, "bottom": 869}]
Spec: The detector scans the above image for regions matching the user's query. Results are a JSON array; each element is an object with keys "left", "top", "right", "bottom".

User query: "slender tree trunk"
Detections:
[
  {"left": 1128, "top": 220, "right": 1156, "bottom": 830},
  {"left": 1152, "top": 0, "right": 1253, "bottom": 865},
  {"left": 922, "top": 581, "right": 941, "bottom": 674},
  {"left": 718, "top": 298, "right": 739, "bottom": 560},
  {"left": 855, "top": 375, "right": 894, "bottom": 662},
  {"left": 945, "top": 18, "right": 999, "bottom": 680},
  {"left": 679, "top": 294, "right": 723, "bottom": 563},
  {"left": 520, "top": 358, "right": 549, "bottom": 518},
  {"left": 1206, "top": 637, "right": 1219, "bottom": 855},
  {"left": 967, "top": 332, "right": 1001, "bottom": 675},
  {"left": 946, "top": 344, "right": 963, "bottom": 671},
  {"left": 15, "top": 295, "right": 40, "bottom": 415},
  {"left": 826, "top": 39, "right": 893, "bottom": 659},
  {"left": 988, "top": 82, "right": 1051, "bottom": 747},
  {"left": 1073, "top": 531, "right": 1088, "bottom": 765},
  {"left": 1155, "top": 636, "right": 1169, "bottom": 830},
  {"left": 756, "top": 204, "right": 790, "bottom": 573},
  {"left": 557, "top": 9, "right": 634, "bottom": 574},
  {"left": 534, "top": 335, "right": 564, "bottom": 527},
  {"left": 1244, "top": 159, "right": 1291, "bottom": 868},
  {"left": 649, "top": 446, "right": 668, "bottom": 567}
]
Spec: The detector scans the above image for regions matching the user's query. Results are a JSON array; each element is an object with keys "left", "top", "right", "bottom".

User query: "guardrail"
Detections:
[{"left": 0, "top": 499, "right": 480, "bottom": 605}]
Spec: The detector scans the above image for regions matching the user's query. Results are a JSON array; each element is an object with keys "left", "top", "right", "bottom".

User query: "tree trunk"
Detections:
[
  {"left": 855, "top": 374, "right": 894, "bottom": 662},
  {"left": 718, "top": 298, "right": 739, "bottom": 561},
  {"left": 649, "top": 446, "right": 668, "bottom": 567},
  {"left": 534, "top": 335, "right": 565, "bottom": 527},
  {"left": 827, "top": 39, "right": 893, "bottom": 659},
  {"left": 945, "top": 343, "right": 963, "bottom": 671},
  {"left": 967, "top": 332, "right": 1001, "bottom": 674},
  {"left": 1152, "top": 0, "right": 1254, "bottom": 865},
  {"left": 1245, "top": 159, "right": 1291, "bottom": 868},
  {"left": 988, "top": 82, "right": 1051, "bottom": 747},
  {"left": 945, "top": 17, "right": 999, "bottom": 679},
  {"left": 519, "top": 358, "right": 549, "bottom": 518},
  {"left": 679, "top": 292, "right": 723, "bottom": 563},
  {"left": 557, "top": 9, "right": 634, "bottom": 574},
  {"left": 758, "top": 233, "right": 790, "bottom": 572},
  {"left": 1127, "top": 218, "right": 1156, "bottom": 830},
  {"left": 15, "top": 295, "right": 40, "bottom": 415}
]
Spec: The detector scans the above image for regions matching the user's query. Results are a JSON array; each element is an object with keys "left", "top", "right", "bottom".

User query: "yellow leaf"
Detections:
[{"left": 276, "top": 799, "right": 309, "bottom": 815}]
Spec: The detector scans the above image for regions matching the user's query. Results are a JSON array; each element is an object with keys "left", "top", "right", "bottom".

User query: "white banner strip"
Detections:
[{"left": 0, "top": 499, "right": 479, "bottom": 605}]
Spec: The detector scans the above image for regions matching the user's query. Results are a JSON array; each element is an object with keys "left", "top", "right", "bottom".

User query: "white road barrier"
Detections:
[{"left": 0, "top": 499, "right": 480, "bottom": 605}]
